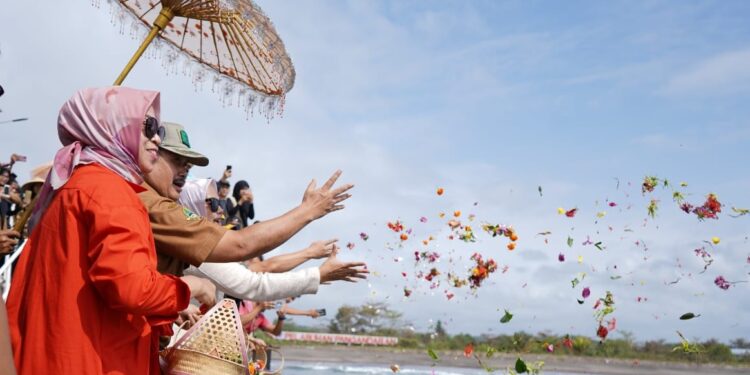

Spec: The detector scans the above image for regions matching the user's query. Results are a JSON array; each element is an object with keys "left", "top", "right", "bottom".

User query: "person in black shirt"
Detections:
[
  {"left": 232, "top": 180, "right": 255, "bottom": 228},
  {"left": 217, "top": 180, "right": 239, "bottom": 226}
]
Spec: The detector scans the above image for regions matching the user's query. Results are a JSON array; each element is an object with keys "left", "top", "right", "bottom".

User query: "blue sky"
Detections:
[{"left": 1, "top": 1, "right": 749, "bottom": 342}]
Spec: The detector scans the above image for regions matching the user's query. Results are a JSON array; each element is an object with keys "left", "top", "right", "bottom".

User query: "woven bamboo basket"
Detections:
[{"left": 161, "top": 299, "right": 251, "bottom": 375}]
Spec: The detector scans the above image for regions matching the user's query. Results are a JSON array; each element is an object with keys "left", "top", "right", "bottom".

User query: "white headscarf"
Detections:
[{"left": 178, "top": 178, "right": 215, "bottom": 217}]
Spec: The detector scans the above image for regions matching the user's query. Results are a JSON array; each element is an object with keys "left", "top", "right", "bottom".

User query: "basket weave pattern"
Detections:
[{"left": 163, "top": 299, "right": 250, "bottom": 375}]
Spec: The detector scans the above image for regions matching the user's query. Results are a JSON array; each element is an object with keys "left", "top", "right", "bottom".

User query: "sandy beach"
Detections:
[{"left": 280, "top": 345, "right": 749, "bottom": 375}]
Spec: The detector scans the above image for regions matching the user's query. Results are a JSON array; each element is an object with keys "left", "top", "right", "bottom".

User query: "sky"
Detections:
[{"left": 1, "top": 1, "right": 749, "bottom": 343}]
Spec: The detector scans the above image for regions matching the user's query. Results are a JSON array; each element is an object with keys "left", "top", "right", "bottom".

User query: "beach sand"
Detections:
[{"left": 280, "top": 345, "right": 749, "bottom": 375}]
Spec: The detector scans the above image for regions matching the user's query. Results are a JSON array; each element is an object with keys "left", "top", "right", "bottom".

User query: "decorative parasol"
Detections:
[{"left": 105, "top": 0, "right": 295, "bottom": 116}]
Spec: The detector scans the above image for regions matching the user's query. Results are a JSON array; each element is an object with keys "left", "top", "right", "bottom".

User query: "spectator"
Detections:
[
  {"left": 20, "top": 162, "right": 52, "bottom": 206},
  {"left": 232, "top": 180, "right": 255, "bottom": 228},
  {"left": 217, "top": 179, "right": 239, "bottom": 226},
  {"left": 0, "top": 169, "right": 22, "bottom": 230}
]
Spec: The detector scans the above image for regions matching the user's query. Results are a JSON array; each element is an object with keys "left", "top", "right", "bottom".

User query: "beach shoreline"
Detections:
[{"left": 278, "top": 345, "right": 749, "bottom": 375}]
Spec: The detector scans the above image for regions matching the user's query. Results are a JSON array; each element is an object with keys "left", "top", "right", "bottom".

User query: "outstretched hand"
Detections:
[
  {"left": 301, "top": 170, "right": 353, "bottom": 221},
  {"left": 306, "top": 238, "right": 338, "bottom": 259},
  {"left": 318, "top": 245, "right": 368, "bottom": 284}
]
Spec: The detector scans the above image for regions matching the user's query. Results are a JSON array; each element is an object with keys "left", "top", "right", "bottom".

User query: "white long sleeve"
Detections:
[{"left": 184, "top": 262, "right": 320, "bottom": 301}]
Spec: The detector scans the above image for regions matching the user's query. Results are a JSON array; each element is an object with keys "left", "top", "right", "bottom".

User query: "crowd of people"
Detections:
[{"left": 0, "top": 86, "right": 368, "bottom": 374}]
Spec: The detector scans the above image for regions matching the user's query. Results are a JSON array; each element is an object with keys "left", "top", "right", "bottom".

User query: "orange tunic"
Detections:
[{"left": 6, "top": 164, "right": 190, "bottom": 374}]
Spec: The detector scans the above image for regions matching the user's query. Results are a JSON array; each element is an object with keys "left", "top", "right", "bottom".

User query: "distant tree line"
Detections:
[{"left": 272, "top": 302, "right": 750, "bottom": 365}]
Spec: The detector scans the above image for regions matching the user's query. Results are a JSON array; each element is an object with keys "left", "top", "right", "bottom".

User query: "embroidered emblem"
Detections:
[{"left": 182, "top": 207, "right": 200, "bottom": 221}]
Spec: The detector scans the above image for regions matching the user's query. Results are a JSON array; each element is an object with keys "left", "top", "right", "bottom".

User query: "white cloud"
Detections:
[{"left": 662, "top": 48, "right": 750, "bottom": 95}]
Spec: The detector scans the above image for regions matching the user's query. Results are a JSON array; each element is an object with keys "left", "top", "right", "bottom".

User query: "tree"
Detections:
[
  {"left": 435, "top": 320, "right": 447, "bottom": 337},
  {"left": 731, "top": 338, "right": 750, "bottom": 349},
  {"left": 328, "top": 302, "right": 402, "bottom": 334}
]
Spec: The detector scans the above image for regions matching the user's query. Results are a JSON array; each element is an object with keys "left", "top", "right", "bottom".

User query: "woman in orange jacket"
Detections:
[{"left": 6, "top": 87, "right": 193, "bottom": 374}]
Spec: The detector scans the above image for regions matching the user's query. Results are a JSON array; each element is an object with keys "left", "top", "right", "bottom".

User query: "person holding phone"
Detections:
[
  {"left": 216, "top": 177, "right": 239, "bottom": 227},
  {"left": 232, "top": 180, "right": 255, "bottom": 228}
]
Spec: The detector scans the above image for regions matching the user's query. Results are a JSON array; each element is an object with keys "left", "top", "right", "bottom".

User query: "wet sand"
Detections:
[{"left": 280, "top": 345, "right": 749, "bottom": 375}]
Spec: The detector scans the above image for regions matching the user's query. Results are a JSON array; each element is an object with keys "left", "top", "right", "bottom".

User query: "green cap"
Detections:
[{"left": 159, "top": 122, "right": 209, "bottom": 167}]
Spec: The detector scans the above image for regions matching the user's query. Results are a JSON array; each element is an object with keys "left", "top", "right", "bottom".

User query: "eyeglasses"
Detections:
[
  {"left": 206, "top": 198, "right": 221, "bottom": 213},
  {"left": 143, "top": 116, "right": 166, "bottom": 140}
]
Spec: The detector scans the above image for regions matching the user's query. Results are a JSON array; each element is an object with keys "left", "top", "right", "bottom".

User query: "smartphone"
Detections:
[
  {"left": 3, "top": 186, "right": 9, "bottom": 195},
  {"left": 226, "top": 165, "right": 232, "bottom": 171},
  {"left": 316, "top": 309, "right": 327, "bottom": 317}
]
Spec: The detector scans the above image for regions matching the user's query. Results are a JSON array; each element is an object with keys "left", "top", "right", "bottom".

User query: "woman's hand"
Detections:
[
  {"left": 181, "top": 275, "right": 217, "bottom": 308},
  {"left": 305, "top": 239, "right": 337, "bottom": 259},
  {"left": 318, "top": 247, "right": 368, "bottom": 284},
  {"left": 259, "top": 301, "right": 276, "bottom": 311},
  {"left": 246, "top": 336, "right": 267, "bottom": 351},
  {"left": 178, "top": 304, "right": 202, "bottom": 327},
  {"left": 276, "top": 309, "right": 287, "bottom": 322}
]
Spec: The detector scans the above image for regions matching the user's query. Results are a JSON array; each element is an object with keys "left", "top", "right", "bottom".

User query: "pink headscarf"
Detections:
[{"left": 30, "top": 86, "right": 160, "bottom": 229}]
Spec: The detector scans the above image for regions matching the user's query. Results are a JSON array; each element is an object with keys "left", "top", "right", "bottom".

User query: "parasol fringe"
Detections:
[{"left": 99, "top": 0, "right": 286, "bottom": 120}]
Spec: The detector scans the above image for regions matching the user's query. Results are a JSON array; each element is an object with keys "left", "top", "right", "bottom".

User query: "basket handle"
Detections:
[
  {"left": 260, "top": 347, "right": 284, "bottom": 375},
  {"left": 161, "top": 320, "right": 191, "bottom": 360},
  {"left": 173, "top": 320, "right": 191, "bottom": 338}
]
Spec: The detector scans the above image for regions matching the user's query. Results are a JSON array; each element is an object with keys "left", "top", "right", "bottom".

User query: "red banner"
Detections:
[{"left": 278, "top": 331, "right": 398, "bottom": 346}]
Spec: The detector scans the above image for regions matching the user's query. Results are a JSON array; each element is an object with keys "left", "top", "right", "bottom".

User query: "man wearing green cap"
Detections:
[{"left": 140, "top": 122, "right": 359, "bottom": 278}]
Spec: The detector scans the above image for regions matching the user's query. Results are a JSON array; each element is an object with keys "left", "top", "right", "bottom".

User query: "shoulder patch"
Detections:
[{"left": 182, "top": 207, "right": 200, "bottom": 221}]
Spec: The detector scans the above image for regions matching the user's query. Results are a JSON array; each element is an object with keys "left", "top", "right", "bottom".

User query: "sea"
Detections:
[{"left": 278, "top": 360, "right": 591, "bottom": 375}]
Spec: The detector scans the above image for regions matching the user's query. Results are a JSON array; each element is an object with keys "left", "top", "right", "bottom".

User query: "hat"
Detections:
[
  {"left": 160, "top": 122, "right": 209, "bottom": 167},
  {"left": 22, "top": 162, "right": 52, "bottom": 191}
]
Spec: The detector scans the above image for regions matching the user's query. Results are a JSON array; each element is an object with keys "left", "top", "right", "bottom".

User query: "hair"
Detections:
[
  {"left": 218, "top": 180, "right": 230, "bottom": 189},
  {"left": 232, "top": 180, "right": 250, "bottom": 201}
]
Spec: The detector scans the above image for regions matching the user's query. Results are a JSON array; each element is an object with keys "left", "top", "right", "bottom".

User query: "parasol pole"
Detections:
[
  {"left": 12, "top": 195, "right": 39, "bottom": 233},
  {"left": 113, "top": 8, "right": 175, "bottom": 85}
]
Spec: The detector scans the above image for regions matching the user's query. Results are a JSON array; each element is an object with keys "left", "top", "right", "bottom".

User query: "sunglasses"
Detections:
[
  {"left": 206, "top": 198, "right": 221, "bottom": 213},
  {"left": 143, "top": 116, "right": 166, "bottom": 140}
]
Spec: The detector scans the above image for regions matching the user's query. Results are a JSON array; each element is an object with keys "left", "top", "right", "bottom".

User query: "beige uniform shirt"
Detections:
[{"left": 138, "top": 183, "right": 227, "bottom": 276}]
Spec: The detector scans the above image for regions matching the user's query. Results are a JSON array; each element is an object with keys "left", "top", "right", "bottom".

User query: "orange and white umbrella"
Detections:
[{"left": 107, "top": 0, "right": 295, "bottom": 115}]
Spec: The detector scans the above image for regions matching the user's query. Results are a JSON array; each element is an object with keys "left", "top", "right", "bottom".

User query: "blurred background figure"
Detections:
[{"left": 232, "top": 180, "right": 255, "bottom": 228}]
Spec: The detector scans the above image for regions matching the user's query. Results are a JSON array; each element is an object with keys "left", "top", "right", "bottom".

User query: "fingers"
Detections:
[
  {"left": 332, "top": 193, "right": 352, "bottom": 205},
  {"left": 321, "top": 170, "right": 342, "bottom": 191},
  {"left": 330, "top": 183, "right": 354, "bottom": 196},
  {"left": 342, "top": 261, "right": 367, "bottom": 268},
  {"left": 305, "top": 179, "right": 317, "bottom": 193}
]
